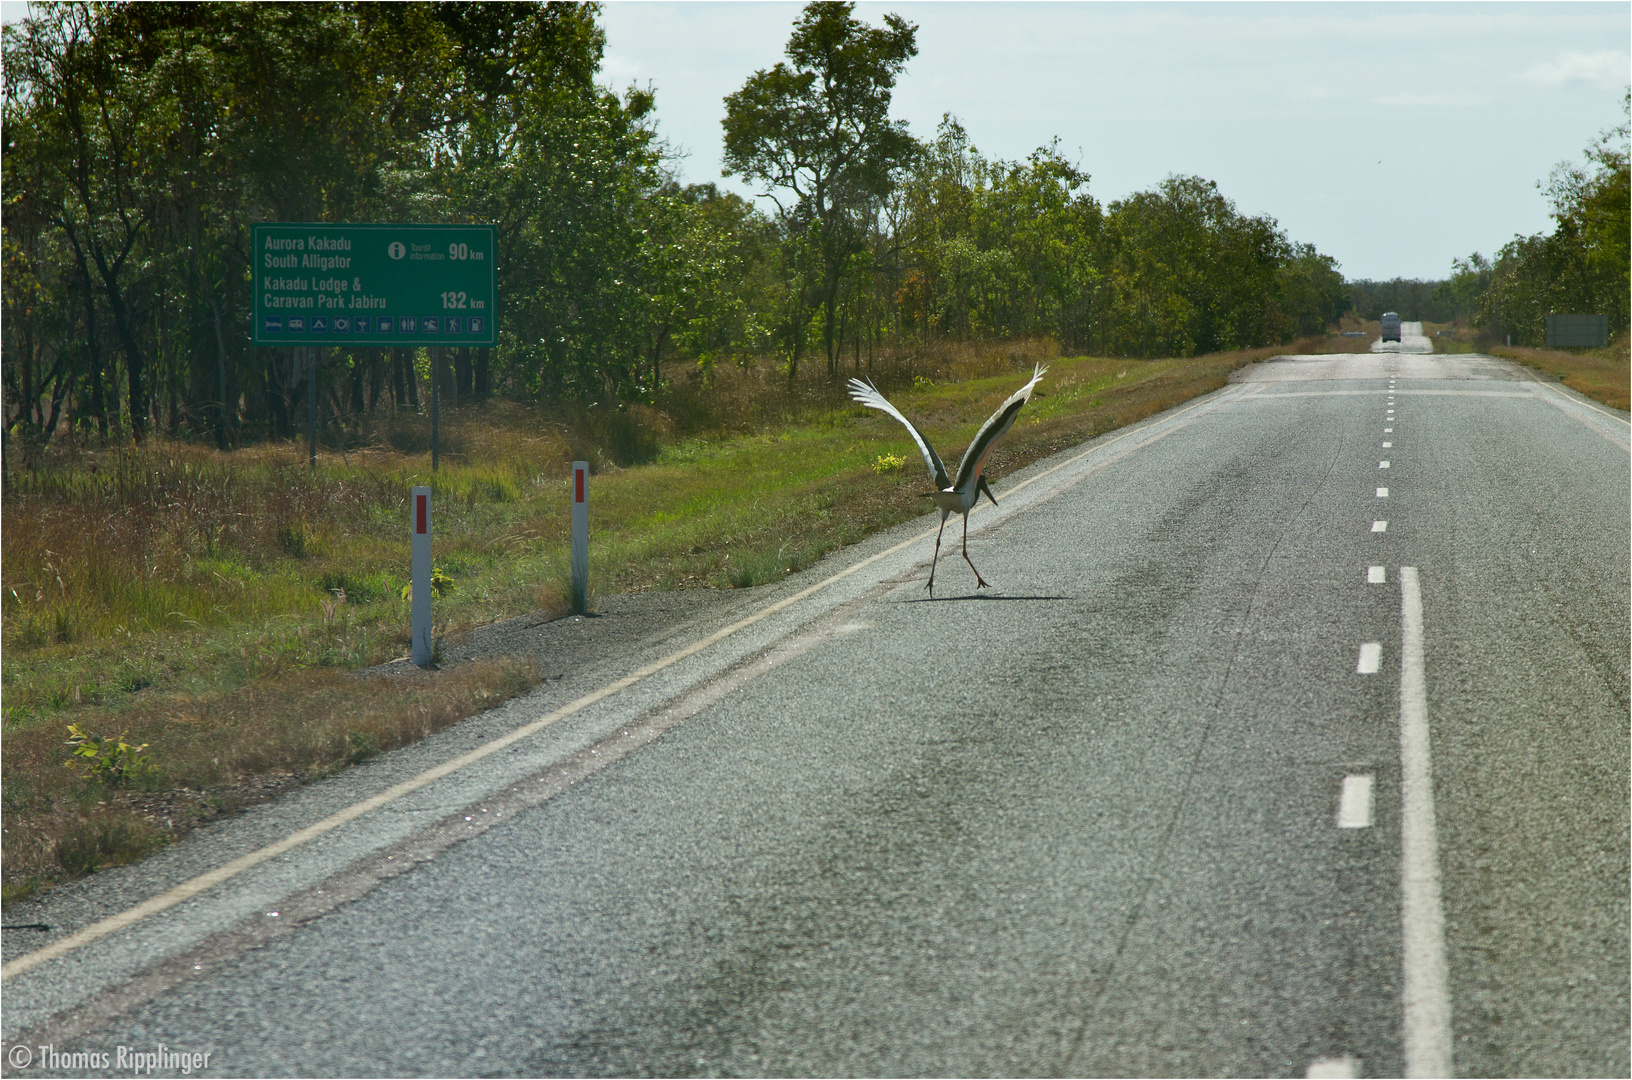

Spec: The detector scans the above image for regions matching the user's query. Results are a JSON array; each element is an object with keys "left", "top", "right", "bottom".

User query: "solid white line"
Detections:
[
  {"left": 0, "top": 382, "right": 1259, "bottom": 983},
  {"left": 1357, "top": 642, "right": 1382, "bottom": 674},
  {"left": 1232, "top": 388, "right": 1537, "bottom": 400},
  {"left": 1393, "top": 389, "right": 1530, "bottom": 398},
  {"left": 1377, "top": 487, "right": 1388, "bottom": 497},
  {"left": 1337, "top": 774, "right": 1374, "bottom": 828},
  {"left": 1524, "top": 383, "right": 1632, "bottom": 451},
  {"left": 1372, "top": 520, "right": 1388, "bottom": 533},
  {"left": 1368, "top": 566, "right": 1386, "bottom": 584},
  {"left": 1307, "top": 1054, "right": 1360, "bottom": 1078},
  {"left": 1398, "top": 566, "right": 1453, "bottom": 1077}
]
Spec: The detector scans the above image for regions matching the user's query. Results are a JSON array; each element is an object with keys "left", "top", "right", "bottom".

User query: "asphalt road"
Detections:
[{"left": 3, "top": 351, "right": 1626, "bottom": 1078}]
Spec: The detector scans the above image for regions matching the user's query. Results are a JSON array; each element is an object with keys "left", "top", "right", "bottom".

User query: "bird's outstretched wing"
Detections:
[
  {"left": 952, "top": 364, "right": 1047, "bottom": 492},
  {"left": 847, "top": 377, "right": 951, "bottom": 490}
]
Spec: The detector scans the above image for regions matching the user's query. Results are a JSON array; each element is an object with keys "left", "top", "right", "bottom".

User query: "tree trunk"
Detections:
[
  {"left": 405, "top": 348, "right": 420, "bottom": 409},
  {"left": 212, "top": 299, "right": 230, "bottom": 449},
  {"left": 368, "top": 348, "right": 386, "bottom": 413},
  {"left": 391, "top": 348, "right": 408, "bottom": 410},
  {"left": 455, "top": 346, "right": 473, "bottom": 398}
]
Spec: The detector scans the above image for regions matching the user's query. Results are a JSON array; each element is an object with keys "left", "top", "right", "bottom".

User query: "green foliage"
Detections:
[
  {"left": 345, "top": 730, "right": 381, "bottom": 764},
  {"left": 55, "top": 815, "right": 167, "bottom": 875},
  {"left": 1349, "top": 278, "right": 1455, "bottom": 323},
  {"left": 1445, "top": 90, "right": 1629, "bottom": 344},
  {"left": 872, "top": 452, "right": 905, "bottom": 473},
  {"left": 64, "top": 723, "right": 151, "bottom": 785},
  {"left": 723, "top": 1, "right": 920, "bottom": 382},
  {"left": 4, "top": 0, "right": 1359, "bottom": 466},
  {"left": 400, "top": 567, "right": 456, "bottom": 601}
]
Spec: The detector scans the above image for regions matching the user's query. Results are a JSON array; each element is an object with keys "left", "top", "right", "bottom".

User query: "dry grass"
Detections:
[
  {"left": 1422, "top": 322, "right": 1629, "bottom": 411},
  {"left": 1490, "top": 335, "right": 1630, "bottom": 412},
  {"left": 1, "top": 334, "right": 1322, "bottom": 901},
  {"left": 2, "top": 659, "right": 535, "bottom": 900}
]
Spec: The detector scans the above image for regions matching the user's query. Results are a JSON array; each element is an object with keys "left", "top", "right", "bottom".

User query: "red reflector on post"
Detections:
[
  {"left": 416, "top": 493, "right": 427, "bottom": 534},
  {"left": 575, "top": 467, "right": 585, "bottom": 504}
]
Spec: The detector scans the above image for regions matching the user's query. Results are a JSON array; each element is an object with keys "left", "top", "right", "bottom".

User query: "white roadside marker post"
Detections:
[
  {"left": 571, "top": 461, "right": 589, "bottom": 614},
  {"left": 411, "top": 485, "right": 432, "bottom": 666}
]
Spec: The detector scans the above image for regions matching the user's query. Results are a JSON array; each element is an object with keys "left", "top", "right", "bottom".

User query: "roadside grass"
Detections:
[
  {"left": 1, "top": 659, "right": 536, "bottom": 899},
  {"left": 1424, "top": 323, "right": 1629, "bottom": 412},
  {"left": 1491, "top": 337, "right": 1630, "bottom": 412},
  {"left": 1, "top": 334, "right": 1325, "bottom": 901}
]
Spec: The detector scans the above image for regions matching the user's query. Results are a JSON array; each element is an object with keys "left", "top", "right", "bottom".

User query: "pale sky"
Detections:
[
  {"left": 5, "top": 1, "right": 1626, "bottom": 281},
  {"left": 600, "top": 1, "right": 1630, "bottom": 281}
]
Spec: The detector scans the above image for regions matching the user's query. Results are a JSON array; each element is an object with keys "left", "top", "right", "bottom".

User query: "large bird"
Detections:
[{"left": 848, "top": 365, "right": 1047, "bottom": 596}]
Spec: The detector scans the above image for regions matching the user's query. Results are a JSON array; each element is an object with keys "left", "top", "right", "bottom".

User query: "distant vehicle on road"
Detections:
[{"left": 1381, "top": 312, "right": 1402, "bottom": 342}]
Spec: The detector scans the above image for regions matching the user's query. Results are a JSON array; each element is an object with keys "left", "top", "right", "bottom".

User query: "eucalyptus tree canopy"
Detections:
[{"left": 722, "top": 1, "right": 917, "bottom": 382}]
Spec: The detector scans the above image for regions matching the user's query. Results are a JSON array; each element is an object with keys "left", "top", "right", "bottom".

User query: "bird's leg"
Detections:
[
  {"left": 927, "top": 514, "right": 947, "bottom": 596},
  {"left": 961, "top": 512, "right": 990, "bottom": 589}
]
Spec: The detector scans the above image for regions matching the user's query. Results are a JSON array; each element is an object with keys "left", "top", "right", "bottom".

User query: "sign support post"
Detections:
[
  {"left": 252, "top": 223, "right": 495, "bottom": 472},
  {"left": 571, "top": 461, "right": 588, "bottom": 614},
  {"left": 308, "top": 346, "right": 319, "bottom": 468},
  {"left": 411, "top": 485, "right": 432, "bottom": 666}
]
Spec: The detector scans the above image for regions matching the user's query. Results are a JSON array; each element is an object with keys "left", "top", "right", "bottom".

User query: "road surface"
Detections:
[
  {"left": 1371, "top": 320, "right": 1435, "bottom": 355},
  {"left": 3, "top": 351, "right": 1626, "bottom": 1078}
]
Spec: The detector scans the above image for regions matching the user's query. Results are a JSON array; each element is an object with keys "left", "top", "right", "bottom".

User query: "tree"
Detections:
[
  {"left": 1465, "top": 90, "right": 1629, "bottom": 344},
  {"left": 722, "top": 1, "right": 917, "bottom": 383},
  {"left": 1275, "top": 243, "right": 1349, "bottom": 337},
  {"left": 1099, "top": 176, "right": 1288, "bottom": 357}
]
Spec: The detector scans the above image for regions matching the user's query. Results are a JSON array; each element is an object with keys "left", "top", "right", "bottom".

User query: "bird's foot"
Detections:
[{"left": 975, "top": 575, "right": 990, "bottom": 589}]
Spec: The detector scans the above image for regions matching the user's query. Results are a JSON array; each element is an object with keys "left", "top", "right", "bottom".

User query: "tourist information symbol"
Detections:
[{"left": 251, "top": 223, "right": 496, "bottom": 346}]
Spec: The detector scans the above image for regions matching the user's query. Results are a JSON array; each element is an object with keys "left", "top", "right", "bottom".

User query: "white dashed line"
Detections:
[
  {"left": 1385, "top": 428, "right": 1393, "bottom": 433},
  {"left": 1379, "top": 461, "right": 1390, "bottom": 469},
  {"left": 1338, "top": 775, "right": 1375, "bottom": 828},
  {"left": 1368, "top": 566, "right": 1386, "bottom": 584},
  {"left": 1382, "top": 441, "right": 1392, "bottom": 448},
  {"left": 1357, "top": 642, "right": 1382, "bottom": 674},
  {"left": 1307, "top": 1055, "right": 1360, "bottom": 1079},
  {"left": 1377, "top": 487, "right": 1388, "bottom": 497},
  {"left": 1372, "top": 520, "right": 1388, "bottom": 532}
]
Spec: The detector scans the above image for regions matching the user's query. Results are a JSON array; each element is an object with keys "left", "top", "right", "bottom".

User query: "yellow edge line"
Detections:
[{"left": 1, "top": 382, "right": 1241, "bottom": 982}]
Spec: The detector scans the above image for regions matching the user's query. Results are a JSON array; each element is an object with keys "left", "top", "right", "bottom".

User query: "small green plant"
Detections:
[
  {"left": 64, "top": 724, "right": 152, "bottom": 785},
  {"left": 345, "top": 730, "right": 381, "bottom": 764},
  {"left": 912, "top": 374, "right": 935, "bottom": 389},
  {"left": 399, "top": 567, "right": 456, "bottom": 601},
  {"left": 55, "top": 816, "right": 165, "bottom": 875},
  {"left": 872, "top": 452, "right": 906, "bottom": 473},
  {"left": 277, "top": 521, "right": 310, "bottom": 558}
]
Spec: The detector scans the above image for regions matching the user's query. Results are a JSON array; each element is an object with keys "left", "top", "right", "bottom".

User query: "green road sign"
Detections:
[{"left": 251, "top": 223, "right": 496, "bottom": 346}]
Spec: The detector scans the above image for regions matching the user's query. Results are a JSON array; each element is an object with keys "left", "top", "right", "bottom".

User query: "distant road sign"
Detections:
[
  {"left": 1545, "top": 314, "right": 1608, "bottom": 348},
  {"left": 251, "top": 223, "right": 496, "bottom": 346}
]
